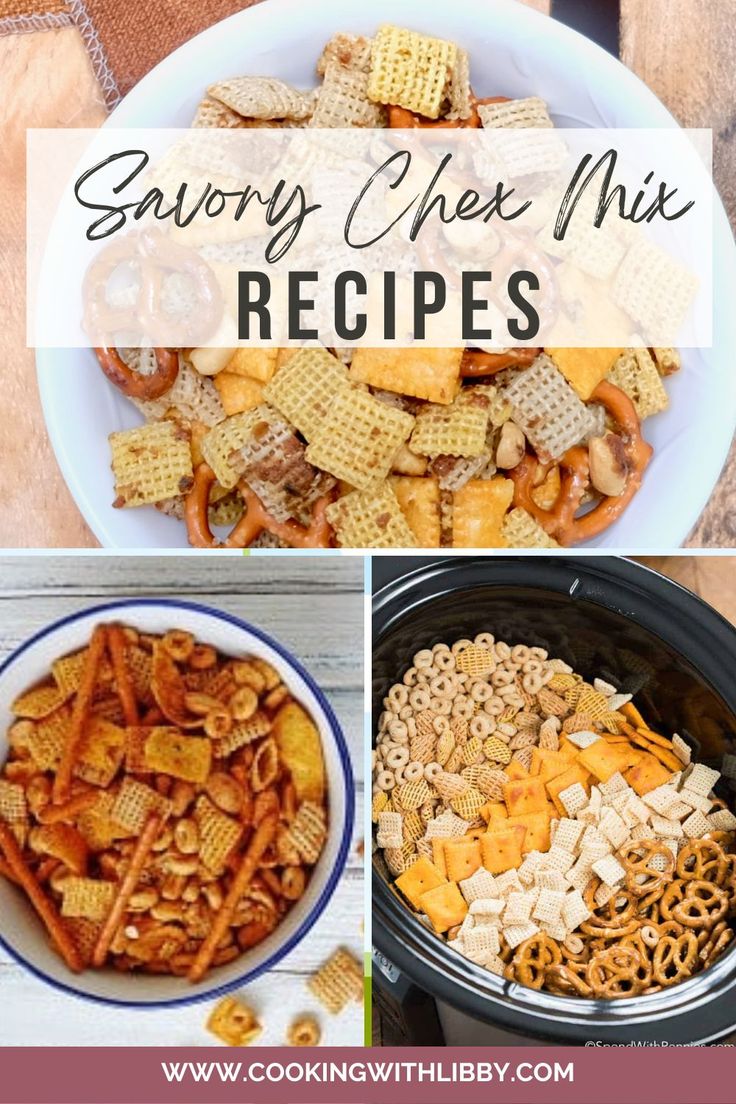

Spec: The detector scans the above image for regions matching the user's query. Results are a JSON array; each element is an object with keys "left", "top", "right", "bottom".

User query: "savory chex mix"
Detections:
[
  {"left": 95, "top": 24, "right": 682, "bottom": 549},
  {"left": 373, "top": 633, "right": 736, "bottom": 998},
  {"left": 0, "top": 623, "right": 328, "bottom": 980}
]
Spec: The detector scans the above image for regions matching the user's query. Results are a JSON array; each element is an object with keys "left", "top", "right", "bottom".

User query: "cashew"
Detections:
[
  {"left": 588, "top": 433, "right": 628, "bottom": 497},
  {"left": 495, "top": 421, "right": 526, "bottom": 469}
]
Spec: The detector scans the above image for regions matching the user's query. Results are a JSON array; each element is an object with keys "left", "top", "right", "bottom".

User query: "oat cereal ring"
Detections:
[
  {"left": 413, "top": 650, "right": 434, "bottom": 669},
  {"left": 491, "top": 670, "right": 514, "bottom": 689},
  {"left": 432, "top": 715, "right": 450, "bottom": 736},
  {"left": 474, "top": 633, "right": 495, "bottom": 649},
  {"left": 424, "top": 762, "right": 442, "bottom": 782},
  {"left": 387, "top": 719, "right": 409, "bottom": 742},
  {"left": 429, "top": 697, "right": 453, "bottom": 716},
  {"left": 483, "top": 696, "right": 506, "bottom": 717},
  {"left": 511, "top": 645, "right": 531, "bottom": 663},
  {"left": 522, "top": 672, "right": 544, "bottom": 695},
  {"left": 429, "top": 675, "right": 454, "bottom": 699},
  {"left": 452, "top": 698, "right": 475, "bottom": 720},
  {"left": 469, "top": 714, "right": 494, "bottom": 740},
  {"left": 432, "top": 642, "right": 451, "bottom": 654},
  {"left": 376, "top": 770, "right": 396, "bottom": 792},
  {"left": 530, "top": 647, "right": 548, "bottom": 661},
  {"left": 402, "top": 667, "right": 419, "bottom": 687},
  {"left": 404, "top": 761, "right": 425, "bottom": 783},
  {"left": 398, "top": 706, "right": 414, "bottom": 723},
  {"left": 434, "top": 650, "right": 456, "bottom": 672},
  {"left": 640, "top": 924, "right": 660, "bottom": 949},
  {"left": 451, "top": 639, "right": 474, "bottom": 656},
  {"left": 386, "top": 747, "right": 410, "bottom": 770},
  {"left": 288, "top": 1016, "right": 321, "bottom": 1046},
  {"left": 388, "top": 684, "right": 409, "bottom": 710},
  {"left": 494, "top": 641, "right": 511, "bottom": 661},
  {"left": 409, "top": 688, "right": 431, "bottom": 712},
  {"left": 470, "top": 681, "right": 493, "bottom": 703}
]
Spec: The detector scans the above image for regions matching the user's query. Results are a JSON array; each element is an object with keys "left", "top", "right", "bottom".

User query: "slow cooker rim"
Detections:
[{"left": 372, "top": 556, "right": 736, "bottom": 1043}]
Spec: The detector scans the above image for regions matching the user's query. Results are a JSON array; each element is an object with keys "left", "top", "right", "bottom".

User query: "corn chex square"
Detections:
[
  {"left": 501, "top": 507, "right": 560, "bottom": 549},
  {"left": 533, "top": 888, "right": 565, "bottom": 925},
  {"left": 306, "top": 387, "right": 414, "bottom": 489},
  {"left": 410, "top": 399, "right": 489, "bottom": 459},
  {"left": 503, "top": 921, "right": 539, "bottom": 949},
  {"left": 671, "top": 734, "right": 692, "bottom": 766},
  {"left": 682, "top": 763, "right": 720, "bottom": 797},
  {"left": 535, "top": 869, "right": 567, "bottom": 893},
  {"left": 308, "top": 948, "right": 363, "bottom": 1014},
  {"left": 263, "top": 348, "right": 350, "bottom": 441},
  {"left": 459, "top": 867, "right": 497, "bottom": 903},
  {"left": 561, "top": 890, "right": 590, "bottom": 932},
  {"left": 565, "top": 730, "right": 601, "bottom": 749},
  {"left": 464, "top": 926, "right": 501, "bottom": 961},
  {"left": 503, "top": 891, "right": 533, "bottom": 926},
  {"left": 681, "top": 809, "right": 713, "bottom": 838},
  {"left": 469, "top": 897, "right": 505, "bottom": 921},
  {"left": 592, "top": 854, "right": 626, "bottom": 887},
  {"left": 0, "top": 780, "right": 27, "bottom": 843},
  {"left": 599, "top": 772, "right": 629, "bottom": 798},
  {"left": 505, "top": 355, "right": 596, "bottom": 461},
  {"left": 551, "top": 818, "right": 584, "bottom": 854},
  {"left": 558, "top": 782, "right": 588, "bottom": 817},
  {"left": 61, "top": 877, "right": 115, "bottom": 921},
  {"left": 326, "top": 484, "right": 418, "bottom": 548},
  {"left": 612, "top": 237, "right": 698, "bottom": 342},
  {"left": 109, "top": 421, "right": 193, "bottom": 508},
  {"left": 650, "top": 814, "right": 684, "bottom": 839},
  {"left": 376, "top": 811, "right": 403, "bottom": 849},
  {"left": 607, "top": 348, "right": 669, "bottom": 421},
  {"left": 208, "top": 75, "right": 315, "bottom": 120},
  {"left": 367, "top": 24, "right": 457, "bottom": 120},
  {"left": 517, "top": 850, "right": 545, "bottom": 885},
  {"left": 111, "top": 777, "right": 172, "bottom": 835},
  {"left": 284, "top": 801, "right": 327, "bottom": 865},
  {"left": 708, "top": 808, "right": 736, "bottom": 831}
]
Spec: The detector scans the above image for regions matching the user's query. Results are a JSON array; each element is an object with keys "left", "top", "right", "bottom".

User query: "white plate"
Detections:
[
  {"left": 36, "top": 0, "right": 736, "bottom": 549},
  {"left": 0, "top": 599, "right": 353, "bottom": 1005}
]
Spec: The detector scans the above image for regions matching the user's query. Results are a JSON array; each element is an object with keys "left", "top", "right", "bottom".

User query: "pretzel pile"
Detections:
[
  {"left": 0, "top": 623, "right": 328, "bottom": 980},
  {"left": 373, "top": 633, "right": 736, "bottom": 999}
]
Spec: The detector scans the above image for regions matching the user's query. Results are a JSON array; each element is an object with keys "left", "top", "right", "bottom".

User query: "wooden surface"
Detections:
[
  {"left": 0, "top": 556, "right": 365, "bottom": 1045},
  {"left": 0, "top": 0, "right": 735, "bottom": 548}
]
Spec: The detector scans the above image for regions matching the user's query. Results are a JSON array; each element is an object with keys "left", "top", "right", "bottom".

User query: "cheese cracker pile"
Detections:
[{"left": 372, "top": 633, "right": 736, "bottom": 998}]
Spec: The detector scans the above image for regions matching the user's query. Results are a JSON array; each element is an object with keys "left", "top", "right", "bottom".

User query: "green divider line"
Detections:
[{"left": 364, "top": 951, "right": 372, "bottom": 1047}]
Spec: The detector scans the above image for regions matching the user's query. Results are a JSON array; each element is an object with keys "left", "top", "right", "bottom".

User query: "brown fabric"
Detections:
[
  {"left": 79, "top": 0, "right": 262, "bottom": 98},
  {"left": 0, "top": 0, "right": 263, "bottom": 107},
  {"left": 0, "top": 0, "right": 66, "bottom": 14}
]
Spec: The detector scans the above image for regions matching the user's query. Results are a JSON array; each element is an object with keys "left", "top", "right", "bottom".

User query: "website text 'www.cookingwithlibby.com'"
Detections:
[{"left": 160, "top": 1058, "right": 574, "bottom": 1087}]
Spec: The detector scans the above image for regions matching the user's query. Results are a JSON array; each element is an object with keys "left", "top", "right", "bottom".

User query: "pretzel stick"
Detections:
[
  {"left": 0, "top": 823, "right": 84, "bottom": 973},
  {"left": 53, "top": 624, "right": 108, "bottom": 804},
  {"left": 92, "top": 812, "right": 163, "bottom": 967},
  {"left": 0, "top": 856, "right": 20, "bottom": 885},
  {"left": 108, "top": 624, "right": 140, "bottom": 726},
  {"left": 38, "top": 790, "right": 98, "bottom": 825},
  {"left": 188, "top": 812, "right": 278, "bottom": 983}
]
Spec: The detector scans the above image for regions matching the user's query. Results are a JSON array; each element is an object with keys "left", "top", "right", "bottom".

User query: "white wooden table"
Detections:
[{"left": 0, "top": 555, "right": 365, "bottom": 1046}]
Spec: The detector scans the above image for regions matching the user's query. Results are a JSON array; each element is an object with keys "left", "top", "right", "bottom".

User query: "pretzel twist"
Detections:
[
  {"left": 185, "top": 463, "right": 333, "bottom": 549},
  {"left": 510, "top": 381, "right": 652, "bottom": 544}
]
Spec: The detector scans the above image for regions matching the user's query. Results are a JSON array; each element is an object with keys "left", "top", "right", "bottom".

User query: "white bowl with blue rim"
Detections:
[{"left": 0, "top": 598, "right": 354, "bottom": 1006}]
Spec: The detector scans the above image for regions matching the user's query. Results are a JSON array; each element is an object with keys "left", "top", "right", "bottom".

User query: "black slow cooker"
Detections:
[{"left": 371, "top": 556, "right": 736, "bottom": 1046}]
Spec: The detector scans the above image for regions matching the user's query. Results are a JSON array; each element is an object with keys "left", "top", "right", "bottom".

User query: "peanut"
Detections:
[
  {"left": 174, "top": 817, "right": 200, "bottom": 855},
  {"left": 588, "top": 433, "right": 628, "bottom": 497},
  {"left": 495, "top": 420, "right": 526, "bottom": 469}
]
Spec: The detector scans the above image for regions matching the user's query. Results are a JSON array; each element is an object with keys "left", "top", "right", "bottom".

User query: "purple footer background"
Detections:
[{"left": 1, "top": 1046, "right": 734, "bottom": 1104}]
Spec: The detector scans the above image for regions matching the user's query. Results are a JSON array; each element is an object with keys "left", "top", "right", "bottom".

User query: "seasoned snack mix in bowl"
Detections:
[{"left": 0, "top": 600, "right": 352, "bottom": 1006}]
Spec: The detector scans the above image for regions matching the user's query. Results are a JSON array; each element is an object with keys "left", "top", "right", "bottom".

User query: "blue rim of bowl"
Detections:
[{"left": 0, "top": 597, "right": 355, "bottom": 1009}]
